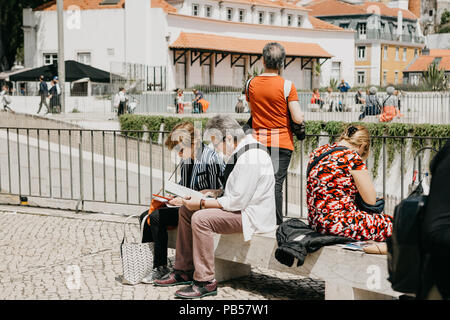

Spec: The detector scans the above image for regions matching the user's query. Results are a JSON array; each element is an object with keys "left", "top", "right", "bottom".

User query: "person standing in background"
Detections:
[{"left": 37, "top": 75, "right": 49, "bottom": 114}]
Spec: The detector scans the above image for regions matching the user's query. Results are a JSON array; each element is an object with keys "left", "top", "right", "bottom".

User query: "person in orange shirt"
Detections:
[{"left": 245, "top": 42, "right": 304, "bottom": 225}]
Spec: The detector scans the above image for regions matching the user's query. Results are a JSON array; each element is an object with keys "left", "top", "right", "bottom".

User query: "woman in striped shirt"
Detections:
[{"left": 139, "top": 121, "right": 225, "bottom": 283}]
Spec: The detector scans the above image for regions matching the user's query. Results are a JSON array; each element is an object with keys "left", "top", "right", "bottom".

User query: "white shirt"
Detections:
[
  {"left": 0, "top": 90, "right": 10, "bottom": 105},
  {"left": 217, "top": 135, "right": 277, "bottom": 241}
]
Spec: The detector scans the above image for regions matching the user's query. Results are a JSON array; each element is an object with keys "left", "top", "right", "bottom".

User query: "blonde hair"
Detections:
[
  {"left": 165, "top": 121, "right": 195, "bottom": 151},
  {"left": 338, "top": 124, "right": 371, "bottom": 160}
]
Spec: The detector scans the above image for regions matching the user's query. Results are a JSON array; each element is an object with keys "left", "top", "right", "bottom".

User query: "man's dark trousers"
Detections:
[{"left": 268, "top": 147, "right": 293, "bottom": 225}]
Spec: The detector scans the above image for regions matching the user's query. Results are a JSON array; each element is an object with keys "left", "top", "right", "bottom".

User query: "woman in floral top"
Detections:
[{"left": 306, "top": 125, "right": 392, "bottom": 242}]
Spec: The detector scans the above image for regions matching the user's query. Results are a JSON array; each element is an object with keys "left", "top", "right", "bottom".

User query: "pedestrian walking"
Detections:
[
  {"left": 37, "top": 75, "right": 49, "bottom": 114},
  {"left": 245, "top": 42, "right": 304, "bottom": 225},
  {"left": 0, "top": 85, "right": 14, "bottom": 112}
]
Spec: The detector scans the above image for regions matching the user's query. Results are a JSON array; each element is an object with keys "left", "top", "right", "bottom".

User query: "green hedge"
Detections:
[{"left": 119, "top": 114, "right": 450, "bottom": 176}]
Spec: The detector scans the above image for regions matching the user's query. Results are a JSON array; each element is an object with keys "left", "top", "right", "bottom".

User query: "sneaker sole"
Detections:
[
  {"left": 153, "top": 280, "right": 193, "bottom": 287},
  {"left": 174, "top": 290, "right": 217, "bottom": 299}
]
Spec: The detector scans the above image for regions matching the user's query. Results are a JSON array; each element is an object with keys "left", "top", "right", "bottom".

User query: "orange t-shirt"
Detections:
[{"left": 246, "top": 75, "right": 299, "bottom": 151}]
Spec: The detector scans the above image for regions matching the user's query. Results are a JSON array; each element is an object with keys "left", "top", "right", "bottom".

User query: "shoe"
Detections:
[
  {"left": 175, "top": 279, "right": 218, "bottom": 299},
  {"left": 153, "top": 270, "right": 193, "bottom": 287},
  {"left": 141, "top": 266, "right": 171, "bottom": 284}
]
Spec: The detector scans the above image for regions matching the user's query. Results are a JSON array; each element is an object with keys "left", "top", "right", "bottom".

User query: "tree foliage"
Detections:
[
  {"left": 438, "top": 9, "right": 450, "bottom": 34},
  {"left": 422, "top": 62, "right": 448, "bottom": 91},
  {"left": 0, "top": 0, "right": 51, "bottom": 71}
]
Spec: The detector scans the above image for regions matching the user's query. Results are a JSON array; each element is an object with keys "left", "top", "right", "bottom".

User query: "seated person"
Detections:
[
  {"left": 139, "top": 121, "right": 225, "bottom": 283},
  {"left": 311, "top": 88, "right": 324, "bottom": 109},
  {"left": 306, "top": 125, "right": 392, "bottom": 242},
  {"left": 355, "top": 89, "right": 365, "bottom": 105},
  {"left": 359, "top": 87, "right": 381, "bottom": 120},
  {"left": 154, "top": 115, "right": 277, "bottom": 299}
]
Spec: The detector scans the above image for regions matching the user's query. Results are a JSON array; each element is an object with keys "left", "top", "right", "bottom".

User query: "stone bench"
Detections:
[{"left": 167, "top": 229, "right": 401, "bottom": 300}]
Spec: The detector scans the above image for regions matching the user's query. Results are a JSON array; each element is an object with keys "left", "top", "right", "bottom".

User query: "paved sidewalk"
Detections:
[{"left": 0, "top": 205, "right": 324, "bottom": 300}]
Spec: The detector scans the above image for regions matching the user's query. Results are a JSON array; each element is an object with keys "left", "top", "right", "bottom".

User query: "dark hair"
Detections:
[{"left": 262, "top": 42, "right": 285, "bottom": 71}]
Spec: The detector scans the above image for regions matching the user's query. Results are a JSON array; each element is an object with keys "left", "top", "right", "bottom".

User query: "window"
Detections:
[
  {"left": 383, "top": 71, "right": 387, "bottom": 86},
  {"left": 192, "top": 4, "right": 199, "bottom": 16},
  {"left": 226, "top": 8, "right": 233, "bottom": 21},
  {"left": 357, "top": 46, "right": 366, "bottom": 60},
  {"left": 414, "top": 48, "right": 418, "bottom": 57},
  {"left": 394, "top": 71, "right": 399, "bottom": 84},
  {"left": 331, "top": 61, "right": 341, "bottom": 81},
  {"left": 205, "top": 5, "right": 212, "bottom": 17},
  {"left": 395, "top": 47, "right": 399, "bottom": 60},
  {"left": 44, "top": 53, "right": 58, "bottom": 65},
  {"left": 358, "top": 23, "right": 367, "bottom": 38},
  {"left": 77, "top": 52, "right": 91, "bottom": 65},
  {"left": 384, "top": 46, "right": 388, "bottom": 60},
  {"left": 429, "top": 10, "right": 433, "bottom": 16},
  {"left": 269, "top": 12, "right": 275, "bottom": 25},
  {"left": 357, "top": 71, "right": 366, "bottom": 85},
  {"left": 238, "top": 9, "right": 245, "bottom": 22},
  {"left": 258, "top": 11, "right": 265, "bottom": 24},
  {"left": 339, "top": 23, "right": 349, "bottom": 29},
  {"left": 287, "top": 14, "right": 292, "bottom": 26},
  {"left": 297, "top": 15, "right": 302, "bottom": 27},
  {"left": 403, "top": 48, "right": 407, "bottom": 61}
]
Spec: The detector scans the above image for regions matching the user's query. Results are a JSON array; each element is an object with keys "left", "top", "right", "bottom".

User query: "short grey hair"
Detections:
[
  {"left": 386, "top": 86, "right": 395, "bottom": 95},
  {"left": 205, "top": 115, "right": 245, "bottom": 142},
  {"left": 262, "top": 42, "right": 286, "bottom": 71},
  {"left": 369, "top": 86, "right": 378, "bottom": 95}
]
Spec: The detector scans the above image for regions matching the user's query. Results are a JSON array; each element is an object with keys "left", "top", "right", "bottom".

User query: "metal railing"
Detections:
[
  {"left": 130, "top": 91, "right": 450, "bottom": 124},
  {"left": 0, "top": 127, "right": 447, "bottom": 218}
]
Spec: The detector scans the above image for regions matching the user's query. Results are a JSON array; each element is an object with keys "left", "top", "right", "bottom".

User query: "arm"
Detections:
[
  {"left": 350, "top": 169, "right": 377, "bottom": 205},
  {"left": 288, "top": 100, "right": 304, "bottom": 124}
]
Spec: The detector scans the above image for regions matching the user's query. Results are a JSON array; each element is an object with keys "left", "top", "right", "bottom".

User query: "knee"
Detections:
[{"left": 191, "top": 211, "right": 210, "bottom": 230}]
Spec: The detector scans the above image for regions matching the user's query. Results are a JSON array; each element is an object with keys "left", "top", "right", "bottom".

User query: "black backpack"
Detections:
[{"left": 387, "top": 147, "right": 438, "bottom": 295}]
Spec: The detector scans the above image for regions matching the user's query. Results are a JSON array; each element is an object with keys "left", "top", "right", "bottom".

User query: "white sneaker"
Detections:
[{"left": 141, "top": 266, "right": 171, "bottom": 284}]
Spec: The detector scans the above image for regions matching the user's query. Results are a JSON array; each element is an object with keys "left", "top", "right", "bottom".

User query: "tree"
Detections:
[
  {"left": 437, "top": 9, "right": 450, "bottom": 34},
  {"left": 422, "top": 62, "right": 448, "bottom": 91},
  {"left": 0, "top": 0, "right": 51, "bottom": 71}
]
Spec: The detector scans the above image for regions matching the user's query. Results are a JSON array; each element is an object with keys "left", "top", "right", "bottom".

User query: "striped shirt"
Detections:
[{"left": 178, "top": 143, "right": 225, "bottom": 191}]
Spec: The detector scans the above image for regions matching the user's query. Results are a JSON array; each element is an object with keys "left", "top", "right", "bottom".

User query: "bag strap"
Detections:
[
  {"left": 284, "top": 79, "right": 292, "bottom": 102},
  {"left": 306, "top": 147, "right": 349, "bottom": 178},
  {"left": 121, "top": 213, "right": 150, "bottom": 245},
  {"left": 222, "top": 143, "right": 269, "bottom": 188}
]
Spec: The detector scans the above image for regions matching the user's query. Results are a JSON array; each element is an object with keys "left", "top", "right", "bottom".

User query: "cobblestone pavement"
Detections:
[{"left": 0, "top": 206, "right": 324, "bottom": 300}]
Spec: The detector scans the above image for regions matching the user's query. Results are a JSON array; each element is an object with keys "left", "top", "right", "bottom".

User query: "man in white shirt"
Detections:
[
  {"left": 154, "top": 115, "right": 276, "bottom": 299},
  {"left": 1, "top": 85, "right": 13, "bottom": 112}
]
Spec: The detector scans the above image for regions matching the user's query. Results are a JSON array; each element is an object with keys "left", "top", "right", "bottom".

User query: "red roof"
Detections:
[
  {"left": 34, "top": 0, "right": 177, "bottom": 13},
  {"left": 305, "top": 0, "right": 418, "bottom": 20},
  {"left": 405, "top": 52, "right": 450, "bottom": 72},
  {"left": 170, "top": 32, "right": 333, "bottom": 58}
]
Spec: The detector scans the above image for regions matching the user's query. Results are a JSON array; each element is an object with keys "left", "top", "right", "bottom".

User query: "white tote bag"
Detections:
[{"left": 120, "top": 213, "right": 154, "bottom": 285}]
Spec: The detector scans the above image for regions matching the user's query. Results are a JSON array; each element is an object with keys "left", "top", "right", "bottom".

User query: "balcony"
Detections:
[{"left": 355, "top": 31, "right": 425, "bottom": 44}]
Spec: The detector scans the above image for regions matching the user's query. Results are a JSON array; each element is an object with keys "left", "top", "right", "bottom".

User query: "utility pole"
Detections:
[{"left": 57, "top": 0, "right": 65, "bottom": 113}]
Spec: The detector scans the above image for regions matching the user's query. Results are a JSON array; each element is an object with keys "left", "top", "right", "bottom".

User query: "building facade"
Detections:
[
  {"left": 403, "top": 48, "right": 450, "bottom": 85},
  {"left": 23, "top": 0, "right": 355, "bottom": 92},
  {"left": 304, "top": 0, "right": 425, "bottom": 86}
]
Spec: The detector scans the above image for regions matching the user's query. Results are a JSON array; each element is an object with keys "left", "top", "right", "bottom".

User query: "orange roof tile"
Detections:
[
  {"left": 405, "top": 56, "right": 450, "bottom": 72},
  {"left": 429, "top": 49, "right": 450, "bottom": 57},
  {"left": 305, "top": 0, "right": 417, "bottom": 20},
  {"left": 34, "top": 0, "right": 177, "bottom": 13},
  {"left": 360, "top": 2, "right": 417, "bottom": 20},
  {"left": 169, "top": 32, "right": 333, "bottom": 58},
  {"left": 34, "top": 0, "right": 125, "bottom": 11},
  {"left": 305, "top": 0, "right": 367, "bottom": 16}
]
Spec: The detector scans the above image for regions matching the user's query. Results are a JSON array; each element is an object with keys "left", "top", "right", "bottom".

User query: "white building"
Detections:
[{"left": 23, "top": 0, "right": 356, "bottom": 91}]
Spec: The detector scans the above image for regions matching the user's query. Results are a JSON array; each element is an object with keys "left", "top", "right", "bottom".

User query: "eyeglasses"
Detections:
[{"left": 212, "top": 136, "right": 227, "bottom": 148}]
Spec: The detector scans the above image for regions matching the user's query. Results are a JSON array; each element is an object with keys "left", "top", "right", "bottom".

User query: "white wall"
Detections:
[{"left": 26, "top": 9, "right": 125, "bottom": 72}]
